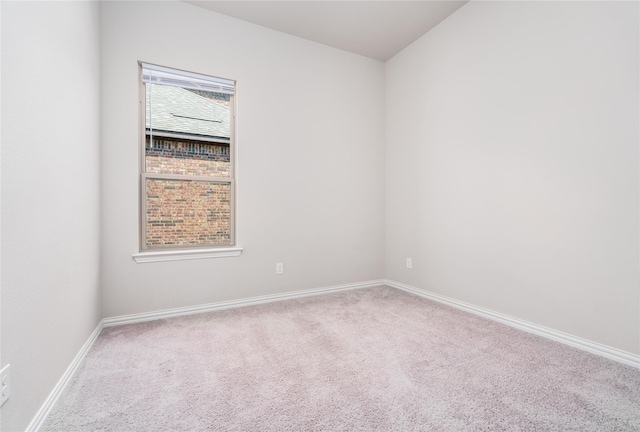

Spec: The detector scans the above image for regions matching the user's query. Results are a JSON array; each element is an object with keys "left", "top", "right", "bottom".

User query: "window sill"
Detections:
[{"left": 133, "top": 247, "right": 243, "bottom": 263}]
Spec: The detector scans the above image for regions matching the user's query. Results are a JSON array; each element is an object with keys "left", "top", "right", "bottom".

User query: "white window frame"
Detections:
[{"left": 133, "top": 62, "right": 242, "bottom": 263}]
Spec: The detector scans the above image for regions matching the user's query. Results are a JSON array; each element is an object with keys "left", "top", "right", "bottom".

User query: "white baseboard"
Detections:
[
  {"left": 27, "top": 277, "right": 638, "bottom": 432},
  {"left": 385, "top": 279, "right": 640, "bottom": 369},
  {"left": 26, "top": 279, "right": 384, "bottom": 431},
  {"left": 103, "top": 279, "right": 385, "bottom": 327},
  {"left": 25, "top": 320, "right": 105, "bottom": 432}
]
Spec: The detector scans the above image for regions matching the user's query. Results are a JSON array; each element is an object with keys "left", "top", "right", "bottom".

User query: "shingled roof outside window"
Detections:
[{"left": 146, "top": 84, "right": 230, "bottom": 142}]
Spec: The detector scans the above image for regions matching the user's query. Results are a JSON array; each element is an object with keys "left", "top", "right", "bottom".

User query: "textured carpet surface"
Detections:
[{"left": 42, "top": 286, "right": 640, "bottom": 431}]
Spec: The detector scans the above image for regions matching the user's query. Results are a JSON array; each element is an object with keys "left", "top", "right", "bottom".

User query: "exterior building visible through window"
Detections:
[{"left": 140, "top": 63, "right": 235, "bottom": 250}]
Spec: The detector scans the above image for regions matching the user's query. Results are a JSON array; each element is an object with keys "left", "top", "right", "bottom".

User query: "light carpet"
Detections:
[{"left": 41, "top": 286, "right": 640, "bottom": 431}]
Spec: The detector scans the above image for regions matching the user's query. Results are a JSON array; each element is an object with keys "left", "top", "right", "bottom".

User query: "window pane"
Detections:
[
  {"left": 146, "top": 83, "right": 231, "bottom": 177},
  {"left": 145, "top": 179, "right": 231, "bottom": 247}
]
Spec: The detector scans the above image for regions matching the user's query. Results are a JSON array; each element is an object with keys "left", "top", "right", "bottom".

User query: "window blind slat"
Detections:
[{"left": 142, "top": 63, "right": 235, "bottom": 95}]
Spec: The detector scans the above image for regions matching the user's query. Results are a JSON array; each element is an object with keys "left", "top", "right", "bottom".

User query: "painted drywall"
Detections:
[
  {"left": 1, "top": 1, "right": 102, "bottom": 430},
  {"left": 0, "top": 1, "right": 3, "bottom": 427},
  {"left": 100, "top": 1, "right": 385, "bottom": 317},
  {"left": 385, "top": 1, "right": 640, "bottom": 354},
  {"left": 0, "top": 2, "right": 3, "bottom": 427}
]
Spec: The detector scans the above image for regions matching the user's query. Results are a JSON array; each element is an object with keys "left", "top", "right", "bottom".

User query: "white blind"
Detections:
[{"left": 142, "top": 63, "right": 235, "bottom": 95}]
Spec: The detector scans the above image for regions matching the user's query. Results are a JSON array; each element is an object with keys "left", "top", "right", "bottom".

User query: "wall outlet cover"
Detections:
[{"left": 1, "top": 364, "right": 10, "bottom": 406}]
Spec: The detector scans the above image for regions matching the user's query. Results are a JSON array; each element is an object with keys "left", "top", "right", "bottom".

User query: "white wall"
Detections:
[
  {"left": 0, "top": 1, "right": 3, "bottom": 427},
  {"left": 1, "top": 1, "right": 102, "bottom": 431},
  {"left": 100, "top": 1, "right": 385, "bottom": 317},
  {"left": 2, "top": 2, "right": 637, "bottom": 428},
  {"left": 386, "top": 1, "right": 640, "bottom": 354}
]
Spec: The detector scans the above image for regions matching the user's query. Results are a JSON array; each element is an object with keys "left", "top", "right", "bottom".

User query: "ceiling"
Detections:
[{"left": 184, "top": 1, "right": 469, "bottom": 62}]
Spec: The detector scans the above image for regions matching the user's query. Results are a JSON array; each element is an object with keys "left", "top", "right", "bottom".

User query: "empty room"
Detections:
[{"left": 1, "top": 0, "right": 639, "bottom": 430}]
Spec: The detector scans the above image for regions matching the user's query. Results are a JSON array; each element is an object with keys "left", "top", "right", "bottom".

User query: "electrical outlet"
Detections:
[
  {"left": 276, "top": 262, "right": 284, "bottom": 275},
  {"left": 406, "top": 258, "right": 412, "bottom": 269},
  {"left": 1, "top": 364, "right": 10, "bottom": 407}
]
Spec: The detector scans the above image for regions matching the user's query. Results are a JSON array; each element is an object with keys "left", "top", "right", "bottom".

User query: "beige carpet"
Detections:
[{"left": 42, "top": 286, "right": 640, "bottom": 431}]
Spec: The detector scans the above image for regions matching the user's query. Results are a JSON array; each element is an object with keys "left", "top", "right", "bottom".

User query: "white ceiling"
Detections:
[{"left": 184, "top": 1, "right": 469, "bottom": 62}]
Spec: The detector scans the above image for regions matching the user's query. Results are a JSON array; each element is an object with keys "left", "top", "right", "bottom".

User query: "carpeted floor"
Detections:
[{"left": 42, "top": 286, "right": 640, "bottom": 431}]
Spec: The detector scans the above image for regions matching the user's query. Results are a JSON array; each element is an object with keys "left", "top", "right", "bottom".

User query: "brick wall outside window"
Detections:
[{"left": 145, "top": 137, "right": 231, "bottom": 247}]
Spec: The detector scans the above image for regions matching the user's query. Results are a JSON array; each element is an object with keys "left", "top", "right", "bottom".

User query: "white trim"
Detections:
[
  {"left": 104, "top": 279, "right": 385, "bottom": 327},
  {"left": 25, "top": 320, "right": 105, "bottom": 432},
  {"left": 26, "top": 280, "right": 384, "bottom": 431},
  {"left": 27, "top": 278, "right": 638, "bottom": 432},
  {"left": 385, "top": 279, "right": 640, "bottom": 369},
  {"left": 141, "top": 62, "right": 235, "bottom": 95},
  {"left": 133, "top": 247, "right": 243, "bottom": 263}
]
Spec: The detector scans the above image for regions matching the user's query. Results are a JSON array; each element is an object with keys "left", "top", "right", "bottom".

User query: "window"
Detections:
[{"left": 137, "top": 63, "right": 239, "bottom": 259}]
